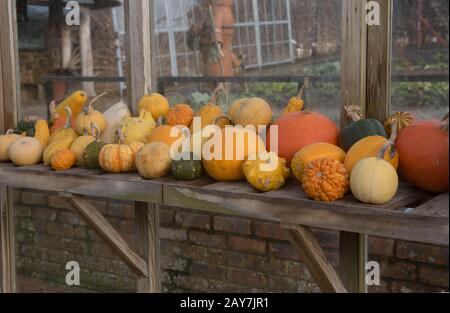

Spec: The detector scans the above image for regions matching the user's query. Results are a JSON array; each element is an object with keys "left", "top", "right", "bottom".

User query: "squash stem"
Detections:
[
  {"left": 85, "top": 92, "right": 108, "bottom": 114},
  {"left": 64, "top": 107, "right": 72, "bottom": 129},
  {"left": 90, "top": 122, "right": 100, "bottom": 140},
  {"left": 116, "top": 128, "right": 126, "bottom": 145},
  {"left": 211, "top": 84, "right": 227, "bottom": 105},
  {"left": 297, "top": 77, "right": 310, "bottom": 100}
]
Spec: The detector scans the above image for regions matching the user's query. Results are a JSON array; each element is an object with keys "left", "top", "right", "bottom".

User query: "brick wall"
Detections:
[{"left": 13, "top": 190, "right": 449, "bottom": 293}]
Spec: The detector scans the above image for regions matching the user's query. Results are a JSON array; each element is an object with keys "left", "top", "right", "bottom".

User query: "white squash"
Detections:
[
  {"left": 8, "top": 137, "right": 43, "bottom": 166},
  {"left": 0, "top": 130, "right": 21, "bottom": 162},
  {"left": 100, "top": 101, "right": 131, "bottom": 144}
]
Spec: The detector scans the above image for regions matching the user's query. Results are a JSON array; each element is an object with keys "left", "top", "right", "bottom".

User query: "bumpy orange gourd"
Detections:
[
  {"left": 54, "top": 90, "right": 88, "bottom": 121},
  {"left": 137, "top": 91, "right": 169, "bottom": 121},
  {"left": 99, "top": 130, "right": 145, "bottom": 173},
  {"left": 302, "top": 158, "right": 349, "bottom": 202},
  {"left": 291, "top": 143, "right": 346, "bottom": 182},
  {"left": 203, "top": 127, "right": 266, "bottom": 181},
  {"left": 385, "top": 112, "right": 415, "bottom": 136},
  {"left": 344, "top": 135, "right": 398, "bottom": 174},
  {"left": 167, "top": 104, "right": 194, "bottom": 127},
  {"left": 396, "top": 113, "right": 449, "bottom": 192},
  {"left": 283, "top": 78, "right": 309, "bottom": 115},
  {"left": 51, "top": 149, "right": 77, "bottom": 171},
  {"left": 74, "top": 93, "right": 107, "bottom": 136}
]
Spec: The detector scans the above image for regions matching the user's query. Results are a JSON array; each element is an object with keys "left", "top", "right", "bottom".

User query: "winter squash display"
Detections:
[
  {"left": 148, "top": 125, "right": 185, "bottom": 148},
  {"left": 269, "top": 110, "right": 339, "bottom": 165},
  {"left": 339, "top": 100, "right": 387, "bottom": 152},
  {"left": 203, "top": 128, "right": 266, "bottom": 181},
  {"left": 136, "top": 142, "right": 172, "bottom": 179},
  {"left": 33, "top": 120, "right": 51, "bottom": 148},
  {"left": 167, "top": 104, "right": 194, "bottom": 127},
  {"left": 51, "top": 149, "right": 77, "bottom": 171},
  {"left": 49, "top": 101, "right": 76, "bottom": 133},
  {"left": 302, "top": 158, "right": 349, "bottom": 202},
  {"left": 53, "top": 90, "right": 88, "bottom": 121},
  {"left": 100, "top": 100, "right": 131, "bottom": 144},
  {"left": 396, "top": 113, "right": 449, "bottom": 192},
  {"left": 385, "top": 112, "right": 415, "bottom": 136},
  {"left": 172, "top": 153, "right": 203, "bottom": 181},
  {"left": 70, "top": 124, "right": 98, "bottom": 167},
  {"left": 43, "top": 131, "right": 76, "bottom": 166},
  {"left": 8, "top": 137, "right": 43, "bottom": 166},
  {"left": 118, "top": 109, "right": 156, "bottom": 144},
  {"left": 233, "top": 97, "right": 273, "bottom": 129},
  {"left": 49, "top": 107, "right": 78, "bottom": 144},
  {"left": 137, "top": 90, "right": 169, "bottom": 121},
  {"left": 344, "top": 135, "right": 398, "bottom": 175},
  {"left": 99, "top": 130, "right": 145, "bottom": 173},
  {"left": 74, "top": 93, "right": 107, "bottom": 136},
  {"left": 283, "top": 78, "right": 309, "bottom": 115},
  {"left": 350, "top": 143, "right": 399, "bottom": 204},
  {"left": 291, "top": 143, "right": 346, "bottom": 182},
  {"left": 0, "top": 130, "right": 22, "bottom": 162},
  {"left": 243, "top": 152, "right": 290, "bottom": 192}
]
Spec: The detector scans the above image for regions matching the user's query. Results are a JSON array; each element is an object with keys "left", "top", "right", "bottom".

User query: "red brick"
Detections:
[
  {"left": 45, "top": 223, "right": 59, "bottom": 236},
  {"left": 390, "top": 280, "right": 446, "bottom": 293},
  {"left": 21, "top": 191, "right": 48, "bottom": 206},
  {"left": 48, "top": 195, "right": 73, "bottom": 210},
  {"left": 61, "top": 224, "right": 74, "bottom": 238},
  {"left": 368, "top": 279, "right": 392, "bottom": 293},
  {"left": 190, "top": 262, "right": 226, "bottom": 280},
  {"left": 228, "top": 236, "right": 267, "bottom": 255},
  {"left": 382, "top": 261, "right": 417, "bottom": 282},
  {"left": 396, "top": 241, "right": 449, "bottom": 265},
  {"left": 214, "top": 216, "right": 251, "bottom": 234},
  {"left": 73, "top": 226, "right": 88, "bottom": 240},
  {"left": 188, "top": 230, "right": 226, "bottom": 249},
  {"left": 226, "top": 268, "right": 267, "bottom": 288},
  {"left": 160, "top": 227, "right": 188, "bottom": 241},
  {"left": 160, "top": 255, "right": 189, "bottom": 272},
  {"left": 268, "top": 258, "right": 312, "bottom": 281},
  {"left": 32, "top": 207, "right": 57, "bottom": 222},
  {"left": 175, "top": 212, "right": 211, "bottom": 230},
  {"left": 14, "top": 204, "right": 32, "bottom": 218},
  {"left": 160, "top": 208, "right": 174, "bottom": 225},
  {"left": 253, "top": 221, "right": 289, "bottom": 240},
  {"left": 107, "top": 202, "right": 134, "bottom": 219},
  {"left": 268, "top": 275, "right": 317, "bottom": 293},
  {"left": 269, "top": 242, "right": 300, "bottom": 261},
  {"left": 418, "top": 266, "right": 449, "bottom": 288},
  {"left": 369, "top": 237, "right": 395, "bottom": 258},
  {"left": 313, "top": 229, "right": 339, "bottom": 250}
]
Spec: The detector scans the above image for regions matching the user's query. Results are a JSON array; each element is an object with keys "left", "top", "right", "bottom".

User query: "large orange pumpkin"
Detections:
[
  {"left": 397, "top": 114, "right": 449, "bottom": 192},
  {"left": 148, "top": 125, "right": 185, "bottom": 147},
  {"left": 269, "top": 112, "right": 339, "bottom": 164},
  {"left": 203, "top": 127, "right": 266, "bottom": 181}
]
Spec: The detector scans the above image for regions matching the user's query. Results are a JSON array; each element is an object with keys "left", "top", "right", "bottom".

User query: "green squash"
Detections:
[
  {"left": 172, "top": 154, "right": 203, "bottom": 180},
  {"left": 339, "top": 103, "right": 387, "bottom": 152},
  {"left": 14, "top": 119, "right": 36, "bottom": 135},
  {"left": 84, "top": 141, "right": 107, "bottom": 169}
]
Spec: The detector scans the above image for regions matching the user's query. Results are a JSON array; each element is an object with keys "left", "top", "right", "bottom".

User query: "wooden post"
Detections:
[
  {"left": 80, "top": 6, "right": 96, "bottom": 96},
  {"left": 135, "top": 202, "right": 160, "bottom": 293},
  {"left": 124, "top": 0, "right": 155, "bottom": 115},
  {"left": 0, "top": 0, "right": 19, "bottom": 293}
]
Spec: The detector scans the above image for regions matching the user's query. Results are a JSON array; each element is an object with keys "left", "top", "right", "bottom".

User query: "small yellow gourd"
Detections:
[
  {"left": 243, "top": 152, "right": 290, "bottom": 192},
  {"left": 49, "top": 107, "right": 78, "bottom": 145},
  {"left": 118, "top": 109, "right": 156, "bottom": 144},
  {"left": 350, "top": 142, "right": 399, "bottom": 205},
  {"left": 74, "top": 93, "right": 107, "bottom": 136},
  {"left": 283, "top": 78, "right": 309, "bottom": 115},
  {"left": 0, "top": 130, "right": 22, "bottom": 162},
  {"left": 137, "top": 90, "right": 169, "bottom": 121},
  {"left": 34, "top": 120, "right": 51, "bottom": 148}
]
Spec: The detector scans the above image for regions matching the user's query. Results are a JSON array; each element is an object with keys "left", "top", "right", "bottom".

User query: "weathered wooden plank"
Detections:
[
  {"left": 135, "top": 202, "right": 160, "bottom": 293},
  {"left": 339, "top": 232, "right": 368, "bottom": 293},
  {"left": 405, "top": 193, "right": 449, "bottom": 218},
  {"left": 341, "top": 0, "right": 367, "bottom": 128},
  {"left": 0, "top": 186, "right": 15, "bottom": 293},
  {"left": 282, "top": 224, "right": 347, "bottom": 293},
  {"left": 124, "top": 0, "right": 155, "bottom": 114},
  {"left": 366, "top": 0, "right": 393, "bottom": 122},
  {"left": 0, "top": 164, "right": 162, "bottom": 203},
  {"left": 61, "top": 193, "right": 148, "bottom": 278}
]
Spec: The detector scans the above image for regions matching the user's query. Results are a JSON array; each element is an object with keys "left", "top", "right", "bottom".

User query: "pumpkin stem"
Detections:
[
  {"left": 49, "top": 100, "right": 59, "bottom": 121},
  {"left": 377, "top": 140, "right": 396, "bottom": 161},
  {"left": 145, "top": 86, "right": 153, "bottom": 95},
  {"left": 441, "top": 112, "right": 449, "bottom": 132},
  {"left": 344, "top": 92, "right": 363, "bottom": 122},
  {"left": 297, "top": 77, "right": 310, "bottom": 100},
  {"left": 90, "top": 122, "right": 100, "bottom": 140},
  {"left": 85, "top": 92, "right": 108, "bottom": 114},
  {"left": 211, "top": 83, "right": 228, "bottom": 106},
  {"left": 64, "top": 107, "right": 72, "bottom": 129},
  {"left": 388, "top": 120, "right": 399, "bottom": 142}
]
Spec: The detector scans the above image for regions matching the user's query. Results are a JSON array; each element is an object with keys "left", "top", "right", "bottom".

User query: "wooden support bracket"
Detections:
[
  {"left": 59, "top": 193, "right": 149, "bottom": 279},
  {"left": 281, "top": 223, "right": 347, "bottom": 293}
]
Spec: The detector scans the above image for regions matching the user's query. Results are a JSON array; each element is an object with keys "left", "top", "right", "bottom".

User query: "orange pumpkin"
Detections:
[
  {"left": 148, "top": 125, "right": 185, "bottom": 147},
  {"left": 193, "top": 85, "right": 228, "bottom": 130},
  {"left": 302, "top": 158, "right": 349, "bottom": 202},
  {"left": 397, "top": 113, "right": 449, "bottom": 192},
  {"left": 203, "top": 127, "right": 266, "bottom": 181},
  {"left": 269, "top": 112, "right": 339, "bottom": 165},
  {"left": 167, "top": 104, "right": 194, "bottom": 127},
  {"left": 51, "top": 149, "right": 77, "bottom": 171}
]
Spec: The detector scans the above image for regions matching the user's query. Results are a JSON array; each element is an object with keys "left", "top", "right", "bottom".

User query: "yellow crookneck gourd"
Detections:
[
  {"left": 283, "top": 78, "right": 309, "bottom": 115},
  {"left": 53, "top": 90, "right": 88, "bottom": 122},
  {"left": 118, "top": 109, "right": 156, "bottom": 144},
  {"left": 75, "top": 93, "right": 107, "bottom": 136},
  {"left": 34, "top": 120, "right": 51, "bottom": 148},
  {"left": 49, "top": 107, "right": 78, "bottom": 145}
]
